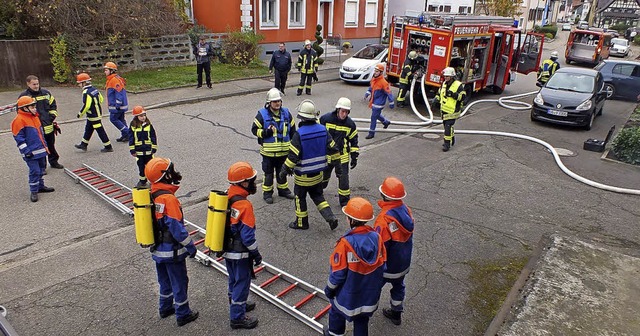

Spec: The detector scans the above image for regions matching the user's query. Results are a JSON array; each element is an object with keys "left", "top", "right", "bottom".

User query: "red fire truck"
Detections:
[{"left": 386, "top": 15, "right": 545, "bottom": 96}]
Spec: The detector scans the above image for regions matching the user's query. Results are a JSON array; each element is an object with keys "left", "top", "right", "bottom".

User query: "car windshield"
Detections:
[
  {"left": 611, "top": 38, "right": 628, "bottom": 46},
  {"left": 353, "top": 45, "right": 385, "bottom": 60},
  {"left": 546, "top": 73, "right": 595, "bottom": 93}
]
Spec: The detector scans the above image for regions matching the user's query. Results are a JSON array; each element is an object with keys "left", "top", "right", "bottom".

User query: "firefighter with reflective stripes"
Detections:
[
  {"left": 129, "top": 106, "right": 157, "bottom": 188},
  {"left": 537, "top": 50, "right": 560, "bottom": 85},
  {"left": 296, "top": 40, "right": 318, "bottom": 96},
  {"left": 104, "top": 61, "right": 130, "bottom": 142},
  {"left": 364, "top": 63, "right": 394, "bottom": 139},
  {"left": 74, "top": 73, "right": 113, "bottom": 153},
  {"left": 279, "top": 100, "right": 340, "bottom": 230},
  {"left": 145, "top": 157, "right": 199, "bottom": 327},
  {"left": 11, "top": 96, "right": 54, "bottom": 202},
  {"left": 396, "top": 51, "right": 419, "bottom": 108},
  {"left": 320, "top": 97, "right": 359, "bottom": 207},
  {"left": 225, "top": 162, "right": 261, "bottom": 329},
  {"left": 373, "top": 177, "right": 414, "bottom": 326},
  {"left": 434, "top": 67, "right": 466, "bottom": 152},
  {"left": 19, "top": 75, "right": 63, "bottom": 169},
  {"left": 324, "top": 197, "right": 386, "bottom": 336},
  {"left": 251, "top": 88, "right": 296, "bottom": 204}
]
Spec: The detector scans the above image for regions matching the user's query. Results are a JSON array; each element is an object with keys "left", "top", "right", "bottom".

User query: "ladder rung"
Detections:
[
  {"left": 313, "top": 304, "right": 331, "bottom": 320},
  {"left": 121, "top": 198, "right": 133, "bottom": 204},
  {"left": 188, "top": 229, "right": 199, "bottom": 236},
  {"left": 77, "top": 171, "right": 94, "bottom": 178},
  {"left": 254, "top": 265, "right": 266, "bottom": 274},
  {"left": 203, "top": 248, "right": 210, "bottom": 254},
  {"left": 90, "top": 178, "right": 108, "bottom": 186},
  {"left": 97, "top": 183, "right": 115, "bottom": 190},
  {"left": 294, "top": 292, "right": 316, "bottom": 309},
  {"left": 276, "top": 283, "right": 298, "bottom": 298},
  {"left": 259, "top": 274, "right": 281, "bottom": 288},
  {"left": 104, "top": 188, "right": 122, "bottom": 195},
  {"left": 113, "top": 192, "right": 130, "bottom": 199},
  {"left": 72, "top": 167, "right": 89, "bottom": 173},
  {"left": 194, "top": 238, "right": 205, "bottom": 246},
  {"left": 85, "top": 175, "right": 101, "bottom": 181}
]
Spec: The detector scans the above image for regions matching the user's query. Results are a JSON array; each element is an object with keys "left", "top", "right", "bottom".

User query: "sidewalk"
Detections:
[{"left": 0, "top": 57, "right": 346, "bottom": 133}]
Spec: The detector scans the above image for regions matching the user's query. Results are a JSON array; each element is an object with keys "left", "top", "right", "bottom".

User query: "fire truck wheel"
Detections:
[{"left": 492, "top": 86, "right": 503, "bottom": 94}]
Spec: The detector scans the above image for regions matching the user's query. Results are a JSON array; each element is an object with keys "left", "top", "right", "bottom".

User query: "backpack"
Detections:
[
  {"left": 150, "top": 190, "right": 178, "bottom": 251},
  {"left": 218, "top": 194, "right": 248, "bottom": 256}
]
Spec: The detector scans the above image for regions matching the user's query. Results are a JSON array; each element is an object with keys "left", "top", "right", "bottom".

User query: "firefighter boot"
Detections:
[
  {"left": 296, "top": 89, "right": 303, "bottom": 96},
  {"left": 230, "top": 315, "right": 258, "bottom": 329},
  {"left": 382, "top": 308, "right": 402, "bottom": 326},
  {"left": 30, "top": 192, "right": 38, "bottom": 202},
  {"left": 288, "top": 217, "right": 309, "bottom": 230},
  {"left": 39, "top": 186, "right": 55, "bottom": 193},
  {"left": 50, "top": 161, "right": 64, "bottom": 169},
  {"left": 278, "top": 189, "right": 295, "bottom": 200},
  {"left": 159, "top": 308, "right": 175, "bottom": 319},
  {"left": 74, "top": 142, "right": 88, "bottom": 152},
  {"left": 442, "top": 141, "right": 450, "bottom": 152},
  {"left": 176, "top": 310, "right": 199, "bottom": 327},
  {"left": 397, "top": 101, "right": 405, "bottom": 108},
  {"left": 263, "top": 192, "right": 274, "bottom": 204},
  {"left": 320, "top": 207, "right": 338, "bottom": 231},
  {"left": 305, "top": 89, "right": 311, "bottom": 95},
  {"left": 101, "top": 145, "right": 114, "bottom": 153}
]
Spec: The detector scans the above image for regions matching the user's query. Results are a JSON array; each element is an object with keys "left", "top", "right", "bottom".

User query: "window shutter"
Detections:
[
  {"left": 345, "top": 1, "right": 357, "bottom": 24},
  {"left": 365, "top": 2, "right": 376, "bottom": 24}
]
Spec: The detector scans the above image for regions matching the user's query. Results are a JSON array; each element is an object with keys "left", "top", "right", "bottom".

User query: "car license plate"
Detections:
[
  {"left": 342, "top": 73, "right": 354, "bottom": 79},
  {"left": 548, "top": 109, "right": 568, "bottom": 117}
]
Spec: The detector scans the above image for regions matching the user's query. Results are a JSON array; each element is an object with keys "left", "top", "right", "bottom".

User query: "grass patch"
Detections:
[
  {"left": 466, "top": 255, "right": 529, "bottom": 335},
  {"left": 90, "top": 63, "right": 270, "bottom": 92}
]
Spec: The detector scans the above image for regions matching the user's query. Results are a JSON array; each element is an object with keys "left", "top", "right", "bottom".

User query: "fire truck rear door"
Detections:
[{"left": 516, "top": 32, "right": 544, "bottom": 74}]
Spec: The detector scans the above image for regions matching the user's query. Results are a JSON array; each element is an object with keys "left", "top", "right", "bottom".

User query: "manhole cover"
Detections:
[
  {"left": 422, "top": 133, "right": 440, "bottom": 139},
  {"left": 551, "top": 147, "right": 576, "bottom": 157}
]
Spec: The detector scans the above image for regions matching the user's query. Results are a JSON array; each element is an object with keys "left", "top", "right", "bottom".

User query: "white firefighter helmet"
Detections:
[
  {"left": 335, "top": 97, "right": 351, "bottom": 110},
  {"left": 266, "top": 88, "right": 283, "bottom": 102},
  {"left": 408, "top": 50, "right": 418, "bottom": 60},
  {"left": 550, "top": 50, "right": 559, "bottom": 59},
  {"left": 297, "top": 99, "right": 319, "bottom": 120},
  {"left": 442, "top": 67, "right": 456, "bottom": 77},
  {"left": 304, "top": 39, "right": 312, "bottom": 46}
]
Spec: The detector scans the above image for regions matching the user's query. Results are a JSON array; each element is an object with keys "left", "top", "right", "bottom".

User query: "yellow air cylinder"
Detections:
[
  {"left": 132, "top": 187, "right": 155, "bottom": 247},
  {"left": 205, "top": 190, "right": 228, "bottom": 252}
]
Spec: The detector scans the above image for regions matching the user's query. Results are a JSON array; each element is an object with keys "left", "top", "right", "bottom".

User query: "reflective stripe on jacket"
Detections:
[
  {"left": 253, "top": 107, "right": 294, "bottom": 156},
  {"left": 319, "top": 110, "right": 359, "bottom": 163},
  {"left": 537, "top": 59, "right": 559, "bottom": 83},
  {"left": 105, "top": 74, "right": 128, "bottom": 111},
  {"left": 11, "top": 109, "right": 48, "bottom": 160},
  {"left": 327, "top": 225, "right": 386, "bottom": 319},
  {"left": 78, "top": 86, "right": 104, "bottom": 122},
  {"left": 295, "top": 123, "right": 328, "bottom": 175},
  {"left": 129, "top": 122, "right": 157, "bottom": 156},
  {"left": 374, "top": 200, "right": 414, "bottom": 279},
  {"left": 438, "top": 80, "right": 465, "bottom": 119},
  {"left": 296, "top": 48, "right": 318, "bottom": 74}
]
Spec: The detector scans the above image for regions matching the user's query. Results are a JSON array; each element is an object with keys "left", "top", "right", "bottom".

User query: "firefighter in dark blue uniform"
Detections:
[
  {"left": 144, "top": 157, "right": 199, "bottom": 327},
  {"left": 251, "top": 88, "right": 296, "bottom": 204},
  {"left": 279, "top": 100, "right": 340, "bottom": 230},
  {"left": 224, "top": 162, "right": 262, "bottom": 329},
  {"left": 296, "top": 40, "right": 318, "bottom": 96},
  {"left": 396, "top": 51, "right": 419, "bottom": 108},
  {"left": 320, "top": 97, "right": 359, "bottom": 207},
  {"left": 324, "top": 197, "right": 386, "bottom": 336}
]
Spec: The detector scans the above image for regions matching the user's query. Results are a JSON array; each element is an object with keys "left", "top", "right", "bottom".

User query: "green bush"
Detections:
[
  {"left": 313, "top": 24, "right": 324, "bottom": 64},
  {"left": 612, "top": 126, "right": 640, "bottom": 165},
  {"left": 221, "top": 29, "right": 264, "bottom": 66},
  {"left": 608, "top": 23, "right": 630, "bottom": 34},
  {"left": 534, "top": 25, "right": 558, "bottom": 38},
  {"left": 49, "top": 34, "right": 78, "bottom": 83},
  {"left": 634, "top": 35, "right": 640, "bottom": 46}
]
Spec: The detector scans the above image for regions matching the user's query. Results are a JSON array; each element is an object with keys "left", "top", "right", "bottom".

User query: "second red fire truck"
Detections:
[{"left": 386, "top": 14, "right": 545, "bottom": 97}]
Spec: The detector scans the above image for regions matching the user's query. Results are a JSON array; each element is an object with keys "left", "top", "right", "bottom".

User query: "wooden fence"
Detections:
[{"left": 0, "top": 40, "right": 54, "bottom": 87}]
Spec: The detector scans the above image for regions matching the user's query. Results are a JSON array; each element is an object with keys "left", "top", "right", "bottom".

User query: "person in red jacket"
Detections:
[
  {"left": 324, "top": 197, "right": 386, "bottom": 336},
  {"left": 373, "top": 177, "right": 414, "bottom": 326},
  {"left": 364, "top": 63, "right": 394, "bottom": 139},
  {"left": 11, "top": 96, "right": 54, "bottom": 202}
]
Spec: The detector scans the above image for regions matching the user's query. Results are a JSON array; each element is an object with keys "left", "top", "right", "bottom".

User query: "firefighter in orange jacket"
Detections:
[
  {"left": 324, "top": 197, "right": 386, "bottom": 336},
  {"left": 225, "top": 162, "right": 261, "bottom": 329},
  {"left": 11, "top": 96, "right": 54, "bottom": 202},
  {"left": 373, "top": 177, "right": 414, "bottom": 326},
  {"left": 145, "top": 157, "right": 199, "bottom": 327},
  {"left": 434, "top": 67, "right": 466, "bottom": 152},
  {"left": 104, "top": 61, "right": 130, "bottom": 142}
]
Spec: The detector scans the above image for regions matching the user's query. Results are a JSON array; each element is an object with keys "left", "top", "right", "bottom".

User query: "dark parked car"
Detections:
[
  {"left": 531, "top": 68, "right": 607, "bottom": 130},
  {"left": 594, "top": 60, "right": 640, "bottom": 101}
]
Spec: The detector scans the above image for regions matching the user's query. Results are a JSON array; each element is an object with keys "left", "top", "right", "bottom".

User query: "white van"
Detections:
[{"left": 578, "top": 21, "right": 589, "bottom": 29}]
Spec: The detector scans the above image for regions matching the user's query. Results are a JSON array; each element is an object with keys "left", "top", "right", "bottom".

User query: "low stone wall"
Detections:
[{"left": 75, "top": 33, "right": 225, "bottom": 71}]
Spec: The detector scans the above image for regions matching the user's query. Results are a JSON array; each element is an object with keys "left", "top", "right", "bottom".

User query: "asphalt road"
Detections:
[{"left": 1, "top": 49, "right": 639, "bottom": 335}]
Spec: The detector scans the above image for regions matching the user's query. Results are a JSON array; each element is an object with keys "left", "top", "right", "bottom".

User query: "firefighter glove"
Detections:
[
  {"left": 76, "top": 113, "right": 81, "bottom": 118},
  {"left": 278, "top": 165, "right": 293, "bottom": 180},
  {"left": 312, "top": 73, "right": 318, "bottom": 82},
  {"left": 324, "top": 286, "right": 337, "bottom": 299},
  {"left": 364, "top": 91, "right": 371, "bottom": 100},
  {"left": 263, "top": 127, "right": 274, "bottom": 139},
  {"left": 450, "top": 91, "right": 459, "bottom": 99},
  {"left": 250, "top": 250, "right": 262, "bottom": 266},
  {"left": 188, "top": 246, "right": 197, "bottom": 258},
  {"left": 53, "top": 122, "right": 61, "bottom": 135},
  {"left": 350, "top": 158, "right": 358, "bottom": 170}
]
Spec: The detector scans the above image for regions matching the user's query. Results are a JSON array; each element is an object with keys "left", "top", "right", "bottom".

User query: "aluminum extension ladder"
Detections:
[{"left": 65, "top": 164, "right": 330, "bottom": 333}]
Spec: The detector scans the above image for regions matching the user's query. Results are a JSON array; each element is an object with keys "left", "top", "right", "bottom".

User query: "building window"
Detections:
[
  {"left": 444, "top": 5, "right": 451, "bottom": 13},
  {"left": 345, "top": 0, "right": 358, "bottom": 26},
  {"left": 458, "top": 6, "right": 467, "bottom": 13},
  {"left": 428, "top": 5, "right": 437, "bottom": 12},
  {"left": 365, "top": 0, "right": 378, "bottom": 26},
  {"left": 261, "top": 0, "right": 279, "bottom": 27},
  {"left": 289, "top": 0, "right": 304, "bottom": 26}
]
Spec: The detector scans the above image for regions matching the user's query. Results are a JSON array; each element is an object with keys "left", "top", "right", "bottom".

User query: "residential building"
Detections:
[{"left": 594, "top": 0, "right": 640, "bottom": 28}]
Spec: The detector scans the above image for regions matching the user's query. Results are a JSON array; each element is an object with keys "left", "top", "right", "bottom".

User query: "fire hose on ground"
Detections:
[{"left": 351, "top": 75, "right": 640, "bottom": 196}]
